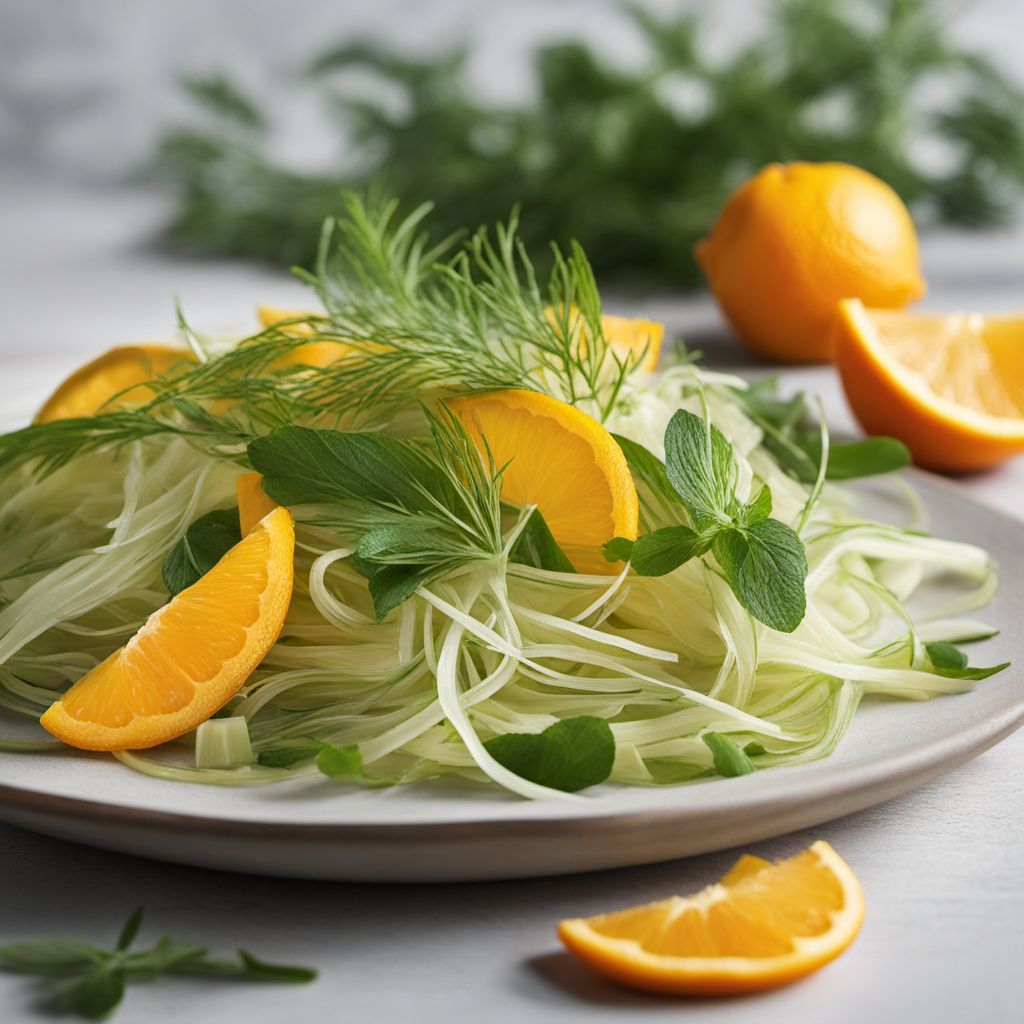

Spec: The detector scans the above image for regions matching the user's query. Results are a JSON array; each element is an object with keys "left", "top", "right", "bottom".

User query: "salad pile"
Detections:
[{"left": 0, "top": 196, "right": 1006, "bottom": 798}]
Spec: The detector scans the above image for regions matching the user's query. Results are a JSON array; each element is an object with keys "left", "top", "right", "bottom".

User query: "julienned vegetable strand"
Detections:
[{"left": 0, "top": 194, "right": 1007, "bottom": 797}]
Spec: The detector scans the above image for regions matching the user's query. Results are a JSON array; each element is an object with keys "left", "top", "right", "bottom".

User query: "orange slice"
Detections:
[
  {"left": 447, "top": 389, "right": 638, "bottom": 574},
  {"left": 40, "top": 507, "right": 295, "bottom": 751},
  {"left": 35, "top": 345, "right": 194, "bottom": 423},
  {"left": 257, "top": 304, "right": 351, "bottom": 369},
  {"left": 236, "top": 471, "right": 279, "bottom": 536},
  {"left": 558, "top": 840, "right": 864, "bottom": 995},
  {"left": 834, "top": 298, "right": 1024, "bottom": 471}
]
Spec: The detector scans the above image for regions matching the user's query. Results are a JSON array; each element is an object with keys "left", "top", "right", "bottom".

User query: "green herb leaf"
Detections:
[
  {"left": 235, "top": 951, "right": 318, "bottom": 983},
  {"left": 484, "top": 716, "right": 615, "bottom": 793},
  {"left": 316, "top": 742, "right": 363, "bottom": 779},
  {"left": 619, "top": 525, "right": 712, "bottom": 577},
  {"left": 925, "top": 641, "right": 1008, "bottom": 680},
  {"left": 364, "top": 563, "right": 444, "bottom": 622},
  {"left": 663, "top": 409, "right": 736, "bottom": 530},
  {"left": 161, "top": 508, "right": 241, "bottom": 596},
  {"left": 740, "top": 485, "right": 772, "bottom": 525},
  {"left": 115, "top": 909, "right": 143, "bottom": 953},
  {"left": 814, "top": 436, "right": 911, "bottom": 480},
  {"left": 702, "top": 732, "right": 757, "bottom": 777},
  {"left": 713, "top": 520, "right": 808, "bottom": 633},
  {"left": 248, "top": 426, "right": 451, "bottom": 513},
  {"left": 0, "top": 940, "right": 103, "bottom": 975},
  {"left": 53, "top": 967, "right": 126, "bottom": 1021},
  {"left": 508, "top": 508, "right": 575, "bottom": 573},
  {"left": 602, "top": 536, "right": 635, "bottom": 564}
]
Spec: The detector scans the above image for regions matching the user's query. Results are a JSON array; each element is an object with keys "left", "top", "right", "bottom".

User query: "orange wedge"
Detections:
[
  {"left": 40, "top": 506, "right": 295, "bottom": 751},
  {"left": 834, "top": 298, "right": 1024, "bottom": 471},
  {"left": 447, "top": 389, "right": 638, "bottom": 574},
  {"left": 236, "top": 471, "right": 279, "bottom": 536},
  {"left": 558, "top": 840, "right": 864, "bottom": 995},
  {"left": 35, "top": 345, "right": 195, "bottom": 423},
  {"left": 257, "top": 304, "right": 351, "bottom": 369}
]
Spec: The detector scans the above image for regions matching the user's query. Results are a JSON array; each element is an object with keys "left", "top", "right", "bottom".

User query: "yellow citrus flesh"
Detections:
[
  {"left": 601, "top": 314, "right": 665, "bottom": 371},
  {"left": 40, "top": 507, "right": 295, "bottom": 751},
  {"left": 834, "top": 298, "right": 1024, "bottom": 471},
  {"left": 236, "top": 472, "right": 280, "bottom": 536},
  {"left": 546, "top": 306, "right": 665, "bottom": 371},
  {"left": 257, "top": 304, "right": 351, "bottom": 369},
  {"left": 447, "top": 390, "right": 638, "bottom": 575},
  {"left": 696, "top": 161, "right": 925, "bottom": 363},
  {"left": 558, "top": 841, "right": 864, "bottom": 996},
  {"left": 35, "top": 345, "right": 195, "bottom": 423}
]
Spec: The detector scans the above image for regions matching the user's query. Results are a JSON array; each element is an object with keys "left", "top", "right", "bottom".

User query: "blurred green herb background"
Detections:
[{"left": 152, "top": 0, "right": 1024, "bottom": 287}]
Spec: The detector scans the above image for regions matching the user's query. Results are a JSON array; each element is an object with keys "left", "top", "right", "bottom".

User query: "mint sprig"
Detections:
[
  {"left": 606, "top": 409, "right": 808, "bottom": 633},
  {"left": 161, "top": 507, "right": 241, "bottom": 596},
  {"left": 0, "top": 908, "right": 316, "bottom": 1020}
]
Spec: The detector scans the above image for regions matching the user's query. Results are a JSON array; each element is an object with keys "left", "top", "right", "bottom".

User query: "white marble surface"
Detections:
[{"left": 0, "top": 179, "right": 1023, "bottom": 1021}]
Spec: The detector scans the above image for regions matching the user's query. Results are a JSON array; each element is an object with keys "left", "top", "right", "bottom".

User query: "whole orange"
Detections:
[{"left": 695, "top": 162, "right": 926, "bottom": 363}]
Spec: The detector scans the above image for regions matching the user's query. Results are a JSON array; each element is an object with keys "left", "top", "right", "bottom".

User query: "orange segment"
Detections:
[
  {"left": 546, "top": 306, "right": 665, "bottom": 371},
  {"left": 601, "top": 314, "right": 664, "bottom": 371},
  {"left": 40, "top": 507, "right": 295, "bottom": 751},
  {"left": 236, "top": 472, "right": 279, "bottom": 536},
  {"left": 447, "top": 389, "right": 638, "bottom": 575},
  {"left": 834, "top": 298, "right": 1024, "bottom": 471},
  {"left": 35, "top": 345, "right": 195, "bottom": 423},
  {"left": 558, "top": 840, "right": 864, "bottom": 996},
  {"left": 257, "top": 304, "right": 351, "bottom": 369}
]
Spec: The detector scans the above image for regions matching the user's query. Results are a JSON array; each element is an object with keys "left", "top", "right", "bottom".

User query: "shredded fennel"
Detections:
[
  {"left": 0, "top": 359, "right": 1001, "bottom": 795},
  {"left": 0, "top": 197, "right": 1005, "bottom": 797}
]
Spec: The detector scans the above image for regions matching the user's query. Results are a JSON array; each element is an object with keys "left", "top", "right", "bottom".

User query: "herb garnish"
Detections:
[
  {"left": 0, "top": 908, "right": 315, "bottom": 1020},
  {"left": 162, "top": 508, "right": 241, "bottom": 596},
  {"left": 484, "top": 716, "right": 615, "bottom": 793},
  {"left": 606, "top": 410, "right": 809, "bottom": 633},
  {"left": 702, "top": 732, "right": 757, "bottom": 778}
]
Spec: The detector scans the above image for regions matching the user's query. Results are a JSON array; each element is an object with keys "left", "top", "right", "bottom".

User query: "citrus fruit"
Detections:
[
  {"left": 257, "top": 304, "right": 350, "bottom": 369},
  {"left": 35, "top": 345, "right": 194, "bottom": 423},
  {"left": 696, "top": 162, "right": 925, "bottom": 363},
  {"left": 601, "top": 314, "right": 665, "bottom": 371},
  {"left": 447, "top": 389, "right": 638, "bottom": 575},
  {"left": 236, "top": 471, "right": 279, "bottom": 536},
  {"left": 546, "top": 306, "right": 665, "bottom": 371},
  {"left": 40, "top": 506, "right": 295, "bottom": 750},
  {"left": 834, "top": 298, "right": 1024, "bottom": 471},
  {"left": 558, "top": 840, "right": 864, "bottom": 995}
]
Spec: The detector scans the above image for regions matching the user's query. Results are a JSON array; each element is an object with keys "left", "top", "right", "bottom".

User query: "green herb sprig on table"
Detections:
[
  {"left": 151, "top": 0, "right": 1024, "bottom": 284},
  {"left": 0, "top": 908, "right": 316, "bottom": 1021}
]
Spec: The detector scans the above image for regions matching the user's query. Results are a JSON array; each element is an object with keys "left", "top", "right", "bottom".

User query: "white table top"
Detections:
[{"left": 1, "top": 178, "right": 1022, "bottom": 1023}]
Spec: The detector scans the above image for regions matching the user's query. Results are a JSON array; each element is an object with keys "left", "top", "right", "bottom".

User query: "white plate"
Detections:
[{"left": 0, "top": 364, "right": 1021, "bottom": 881}]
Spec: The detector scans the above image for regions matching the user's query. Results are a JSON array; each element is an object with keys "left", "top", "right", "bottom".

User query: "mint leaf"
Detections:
[
  {"left": 508, "top": 508, "right": 575, "bottom": 573},
  {"left": 925, "top": 641, "right": 968, "bottom": 670},
  {"left": 316, "top": 742, "right": 363, "bottom": 779},
  {"left": 925, "top": 641, "right": 1008, "bottom": 680},
  {"left": 612, "top": 434, "right": 683, "bottom": 518},
  {"left": 602, "top": 536, "right": 635, "bottom": 563},
  {"left": 161, "top": 508, "right": 241, "bottom": 596},
  {"left": 740, "top": 485, "right": 772, "bottom": 525},
  {"left": 808, "top": 435, "right": 911, "bottom": 480},
  {"left": 713, "top": 519, "right": 807, "bottom": 632},
  {"left": 364, "top": 563, "right": 445, "bottom": 621},
  {"left": 703, "top": 732, "right": 756, "bottom": 777},
  {"left": 484, "top": 716, "right": 614, "bottom": 792},
  {"left": 663, "top": 409, "right": 737, "bottom": 530},
  {"left": 248, "top": 426, "right": 452, "bottom": 513},
  {"left": 235, "top": 951, "right": 318, "bottom": 983},
  {"left": 619, "top": 525, "right": 712, "bottom": 577}
]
